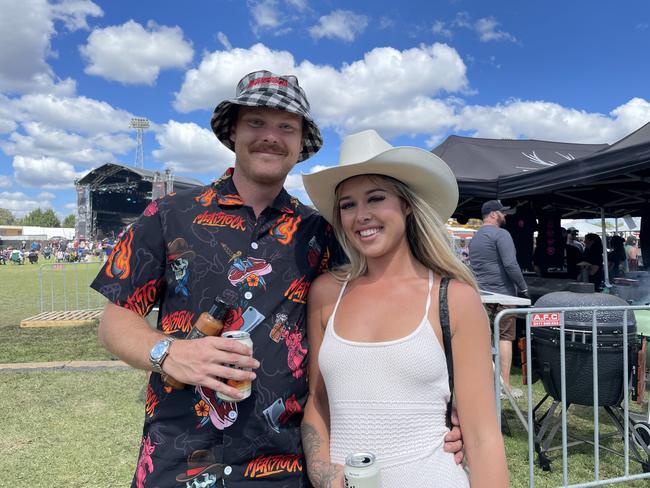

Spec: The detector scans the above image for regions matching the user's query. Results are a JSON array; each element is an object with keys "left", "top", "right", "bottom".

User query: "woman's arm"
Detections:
[
  {"left": 448, "top": 280, "right": 509, "bottom": 487},
  {"left": 302, "top": 274, "right": 344, "bottom": 488}
]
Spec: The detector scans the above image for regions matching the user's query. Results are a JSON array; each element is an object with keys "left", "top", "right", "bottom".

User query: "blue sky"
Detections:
[{"left": 1, "top": 0, "right": 649, "bottom": 219}]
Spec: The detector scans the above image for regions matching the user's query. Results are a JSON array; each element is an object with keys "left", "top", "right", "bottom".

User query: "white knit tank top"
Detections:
[{"left": 319, "top": 270, "right": 469, "bottom": 487}]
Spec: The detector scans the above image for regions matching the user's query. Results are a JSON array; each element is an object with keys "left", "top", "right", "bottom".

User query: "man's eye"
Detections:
[
  {"left": 280, "top": 124, "right": 297, "bottom": 132},
  {"left": 248, "top": 119, "right": 263, "bottom": 127}
]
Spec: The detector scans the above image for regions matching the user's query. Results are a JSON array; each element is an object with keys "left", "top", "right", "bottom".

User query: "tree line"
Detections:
[{"left": 0, "top": 208, "right": 75, "bottom": 228}]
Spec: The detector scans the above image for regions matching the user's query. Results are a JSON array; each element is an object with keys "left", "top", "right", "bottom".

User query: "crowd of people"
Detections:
[{"left": 0, "top": 238, "right": 115, "bottom": 265}]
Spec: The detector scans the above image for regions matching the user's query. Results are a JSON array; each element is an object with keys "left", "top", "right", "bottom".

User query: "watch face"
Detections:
[{"left": 151, "top": 340, "right": 169, "bottom": 361}]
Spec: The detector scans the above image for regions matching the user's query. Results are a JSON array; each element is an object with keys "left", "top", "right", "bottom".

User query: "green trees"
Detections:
[{"left": 21, "top": 208, "right": 61, "bottom": 228}]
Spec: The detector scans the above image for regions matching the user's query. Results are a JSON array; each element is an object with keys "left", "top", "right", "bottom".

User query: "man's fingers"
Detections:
[
  {"left": 213, "top": 363, "right": 256, "bottom": 382},
  {"left": 443, "top": 439, "right": 462, "bottom": 454},
  {"left": 450, "top": 407, "right": 460, "bottom": 426},
  {"left": 454, "top": 451, "right": 464, "bottom": 465},
  {"left": 204, "top": 376, "right": 247, "bottom": 400},
  {"left": 445, "top": 425, "right": 462, "bottom": 442}
]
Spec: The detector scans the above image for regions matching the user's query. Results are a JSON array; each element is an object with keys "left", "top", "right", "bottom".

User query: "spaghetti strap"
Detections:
[
  {"left": 424, "top": 269, "right": 434, "bottom": 315},
  {"left": 331, "top": 279, "right": 349, "bottom": 319}
]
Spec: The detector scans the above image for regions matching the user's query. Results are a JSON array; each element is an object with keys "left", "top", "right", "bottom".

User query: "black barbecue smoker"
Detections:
[{"left": 529, "top": 289, "right": 650, "bottom": 473}]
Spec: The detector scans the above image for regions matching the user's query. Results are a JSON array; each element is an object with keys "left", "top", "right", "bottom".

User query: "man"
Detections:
[
  {"left": 92, "top": 70, "right": 462, "bottom": 487},
  {"left": 469, "top": 200, "right": 529, "bottom": 399},
  {"left": 564, "top": 227, "right": 583, "bottom": 279}
]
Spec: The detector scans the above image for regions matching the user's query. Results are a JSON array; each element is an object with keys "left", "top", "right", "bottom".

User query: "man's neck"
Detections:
[{"left": 232, "top": 170, "right": 285, "bottom": 217}]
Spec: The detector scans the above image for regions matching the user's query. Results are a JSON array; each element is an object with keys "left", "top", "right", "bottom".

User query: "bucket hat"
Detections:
[
  {"left": 210, "top": 70, "right": 322, "bottom": 162},
  {"left": 302, "top": 129, "right": 458, "bottom": 224}
]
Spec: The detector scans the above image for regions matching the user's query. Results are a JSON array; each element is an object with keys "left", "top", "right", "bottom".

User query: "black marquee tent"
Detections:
[
  {"left": 434, "top": 121, "right": 650, "bottom": 270},
  {"left": 433, "top": 121, "right": 650, "bottom": 220}
]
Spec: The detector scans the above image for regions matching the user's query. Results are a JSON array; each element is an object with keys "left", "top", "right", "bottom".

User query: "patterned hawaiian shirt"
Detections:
[{"left": 91, "top": 168, "right": 339, "bottom": 488}]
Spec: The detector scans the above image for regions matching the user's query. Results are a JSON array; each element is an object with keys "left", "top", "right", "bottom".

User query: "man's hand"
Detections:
[
  {"left": 162, "top": 336, "right": 260, "bottom": 399},
  {"left": 443, "top": 408, "right": 464, "bottom": 464}
]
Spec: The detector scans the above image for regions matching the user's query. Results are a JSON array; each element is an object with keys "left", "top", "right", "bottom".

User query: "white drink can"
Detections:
[
  {"left": 217, "top": 330, "right": 253, "bottom": 402},
  {"left": 344, "top": 452, "right": 380, "bottom": 488}
]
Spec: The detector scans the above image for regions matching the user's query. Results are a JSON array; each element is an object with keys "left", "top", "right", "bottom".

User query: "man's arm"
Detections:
[
  {"left": 99, "top": 303, "right": 259, "bottom": 400},
  {"left": 496, "top": 231, "right": 528, "bottom": 293}
]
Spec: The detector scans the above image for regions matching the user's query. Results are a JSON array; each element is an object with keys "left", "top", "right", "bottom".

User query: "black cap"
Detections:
[{"left": 481, "top": 200, "right": 514, "bottom": 216}]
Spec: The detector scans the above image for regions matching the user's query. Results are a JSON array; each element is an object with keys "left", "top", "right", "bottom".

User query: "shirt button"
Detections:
[
  {"left": 251, "top": 242, "right": 259, "bottom": 250},
  {"left": 224, "top": 466, "right": 232, "bottom": 476},
  {"left": 244, "top": 291, "right": 253, "bottom": 300}
]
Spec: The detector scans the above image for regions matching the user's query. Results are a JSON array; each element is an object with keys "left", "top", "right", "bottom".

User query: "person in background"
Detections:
[
  {"left": 302, "top": 130, "right": 507, "bottom": 488},
  {"left": 469, "top": 200, "right": 529, "bottom": 399},
  {"left": 582, "top": 233, "right": 605, "bottom": 290},
  {"left": 626, "top": 235, "right": 639, "bottom": 272},
  {"left": 564, "top": 227, "right": 583, "bottom": 280},
  {"left": 608, "top": 235, "right": 626, "bottom": 279},
  {"left": 457, "top": 237, "right": 470, "bottom": 265}
]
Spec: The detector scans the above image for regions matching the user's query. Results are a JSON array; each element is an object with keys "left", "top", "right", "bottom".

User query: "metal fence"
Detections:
[
  {"left": 38, "top": 261, "right": 106, "bottom": 312},
  {"left": 494, "top": 305, "right": 650, "bottom": 487}
]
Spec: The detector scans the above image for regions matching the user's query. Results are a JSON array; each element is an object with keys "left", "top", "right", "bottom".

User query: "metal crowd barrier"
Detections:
[
  {"left": 494, "top": 305, "right": 650, "bottom": 487},
  {"left": 38, "top": 261, "right": 105, "bottom": 312}
]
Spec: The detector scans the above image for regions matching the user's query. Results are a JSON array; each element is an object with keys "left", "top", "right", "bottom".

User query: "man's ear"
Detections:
[{"left": 229, "top": 125, "right": 236, "bottom": 144}]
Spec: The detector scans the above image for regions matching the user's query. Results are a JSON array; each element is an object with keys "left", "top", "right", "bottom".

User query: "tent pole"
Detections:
[{"left": 601, "top": 208, "right": 611, "bottom": 289}]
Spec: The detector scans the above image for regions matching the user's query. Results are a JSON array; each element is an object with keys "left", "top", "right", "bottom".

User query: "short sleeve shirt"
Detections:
[{"left": 91, "top": 168, "right": 339, "bottom": 487}]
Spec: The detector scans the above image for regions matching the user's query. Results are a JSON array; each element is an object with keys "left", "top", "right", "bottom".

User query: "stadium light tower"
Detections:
[{"left": 129, "top": 117, "right": 150, "bottom": 168}]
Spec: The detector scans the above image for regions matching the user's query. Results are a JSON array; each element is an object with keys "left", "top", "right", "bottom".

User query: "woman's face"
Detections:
[{"left": 337, "top": 175, "right": 410, "bottom": 259}]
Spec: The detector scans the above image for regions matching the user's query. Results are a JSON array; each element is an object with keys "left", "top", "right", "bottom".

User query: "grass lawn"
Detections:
[
  {"left": 0, "top": 260, "right": 111, "bottom": 363},
  {"left": 1, "top": 261, "right": 649, "bottom": 486},
  {"left": 0, "top": 369, "right": 144, "bottom": 487}
]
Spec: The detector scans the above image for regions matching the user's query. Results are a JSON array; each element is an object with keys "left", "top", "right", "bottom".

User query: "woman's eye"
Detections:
[
  {"left": 339, "top": 202, "right": 354, "bottom": 210},
  {"left": 368, "top": 195, "right": 385, "bottom": 203}
]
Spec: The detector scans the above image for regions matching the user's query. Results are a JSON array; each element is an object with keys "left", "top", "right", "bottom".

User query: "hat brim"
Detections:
[
  {"left": 302, "top": 147, "right": 458, "bottom": 224},
  {"left": 176, "top": 463, "right": 224, "bottom": 482},
  {"left": 211, "top": 99, "right": 322, "bottom": 163}
]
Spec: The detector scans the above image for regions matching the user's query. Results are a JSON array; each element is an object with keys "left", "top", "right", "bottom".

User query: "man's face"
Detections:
[{"left": 229, "top": 106, "right": 303, "bottom": 187}]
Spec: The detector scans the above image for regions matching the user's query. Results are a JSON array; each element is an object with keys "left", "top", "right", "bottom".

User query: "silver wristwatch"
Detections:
[{"left": 149, "top": 337, "right": 175, "bottom": 374}]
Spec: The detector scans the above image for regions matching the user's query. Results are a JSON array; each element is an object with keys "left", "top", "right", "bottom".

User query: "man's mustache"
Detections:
[{"left": 250, "top": 142, "right": 287, "bottom": 155}]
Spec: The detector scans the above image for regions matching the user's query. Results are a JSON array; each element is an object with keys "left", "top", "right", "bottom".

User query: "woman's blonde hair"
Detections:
[{"left": 330, "top": 174, "right": 477, "bottom": 289}]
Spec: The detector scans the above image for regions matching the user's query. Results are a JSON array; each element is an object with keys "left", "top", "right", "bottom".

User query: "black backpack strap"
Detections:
[{"left": 438, "top": 276, "right": 454, "bottom": 429}]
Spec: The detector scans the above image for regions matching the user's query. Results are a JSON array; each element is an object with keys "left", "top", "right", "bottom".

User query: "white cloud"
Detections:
[
  {"left": 12, "top": 93, "right": 134, "bottom": 134},
  {"left": 217, "top": 32, "right": 232, "bottom": 50},
  {"left": 174, "top": 43, "right": 297, "bottom": 113},
  {"left": 0, "top": 0, "right": 101, "bottom": 95},
  {"left": 0, "top": 175, "right": 12, "bottom": 188},
  {"left": 455, "top": 98, "right": 650, "bottom": 143},
  {"left": 37, "top": 191, "right": 56, "bottom": 200},
  {"left": 51, "top": 0, "right": 103, "bottom": 30},
  {"left": 249, "top": 0, "right": 282, "bottom": 32},
  {"left": 309, "top": 10, "right": 368, "bottom": 42},
  {"left": 174, "top": 42, "right": 468, "bottom": 141},
  {"left": 0, "top": 122, "right": 122, "bottom": 166},
  {"left": 474, "top": 16, "right": 517, "bottom": 43},
  {"left": 0, "top": 191, "right": 54, "bottom": 217},
  {"left": 432, "top": 20, "right": 453, "bottom": 38},
  {"left": 152, "top": 121, "right": 235, "bottom": 174},
  {"left": 13, "top": 155, "right": 85, "bottom": 189},
  {"left": 285, "top": 0, "right": 307, "bottom": 10},
  {"left": 80, "top": 20, "right": 193, "bottom": 85}
]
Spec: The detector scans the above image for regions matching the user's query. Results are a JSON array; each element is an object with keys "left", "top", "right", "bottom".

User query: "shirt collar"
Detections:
[{"left": 211, "top": 168, "right": 296, "bottom": 214}]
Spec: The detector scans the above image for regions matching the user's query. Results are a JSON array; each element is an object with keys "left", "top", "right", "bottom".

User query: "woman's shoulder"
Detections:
[
  {"left": 443, "top": 278, "right": 483, "bottom": 313},
  {"left": 309, "top": 272, "right": 345, "bottom": 305}
]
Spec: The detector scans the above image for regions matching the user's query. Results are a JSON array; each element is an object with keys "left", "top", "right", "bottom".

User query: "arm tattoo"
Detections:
[{"left": 302, "top": 422, "right": 342, "bottom": 488}]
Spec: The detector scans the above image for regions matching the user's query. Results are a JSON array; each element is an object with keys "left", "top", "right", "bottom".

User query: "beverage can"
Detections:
[
  {"left": 344, "top": 452, "right": 380, "bottom": 488},
  {"left": 217, "top": 330, "right": 253, "bottom": 402}
]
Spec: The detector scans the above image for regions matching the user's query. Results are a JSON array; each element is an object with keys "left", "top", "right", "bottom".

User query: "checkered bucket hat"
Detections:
[{"left": 210, "top": 70, "right": 323, "bottom": 162}]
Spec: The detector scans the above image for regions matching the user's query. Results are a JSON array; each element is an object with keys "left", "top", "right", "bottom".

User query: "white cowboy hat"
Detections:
[{"left": 302, "top": 129, "right": 458, "bottom": 224}]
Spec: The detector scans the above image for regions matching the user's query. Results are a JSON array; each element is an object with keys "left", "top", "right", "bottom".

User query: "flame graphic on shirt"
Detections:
[
  {"left": 106, "top": 228, "right": 134, "bottom": 280},
  {"left": 195, "top": 187, "right": 217, "bottom": 207},
  {"left": 270, "top": 215, "right": 302, "bottom": 245}
]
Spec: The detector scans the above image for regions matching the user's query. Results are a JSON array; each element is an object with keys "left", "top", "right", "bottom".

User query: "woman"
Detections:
[{"left": 301, "top": 130, "right": 508, "bottom": 487}]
